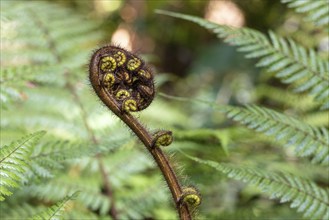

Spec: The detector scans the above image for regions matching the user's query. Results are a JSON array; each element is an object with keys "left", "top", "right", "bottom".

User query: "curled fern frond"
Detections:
[
  {"left": 0, "top": 131, "right": 46, "bottom": 201},
  {"left": 187, "top": 156, "right": 329, "bottom": 220},
  {"left": 281, "top": 0, "right": 329, "bottom": 27},
  {"left": 156, "top": 10, "right": 329, "bottom": 110},
  {"left": 89, "top": 45, "right": 155, "bottom": 113},
  {"left": 28, "top": 191, "right": 79, "bottom": 220},
  {"left": 179, "top": 186, "right": 202, "bottom": 208},
  {"left": 223, "top": 105, "right": 329, "bottom": 165},
  {"left": 152, "top": 130, "right": 173, "bottom": 148},
  {"left": 89, "top": 45, "right": 193, "bottom": 218}
]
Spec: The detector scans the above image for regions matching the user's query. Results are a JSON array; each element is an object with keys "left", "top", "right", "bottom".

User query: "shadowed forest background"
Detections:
[{"left": 1, "top": 0, "right": 328, "bottom": 219}]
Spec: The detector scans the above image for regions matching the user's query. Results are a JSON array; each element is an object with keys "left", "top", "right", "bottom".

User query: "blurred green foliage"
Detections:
[{"left": 1, "top": 0, "right": 328, "bottom": 219}]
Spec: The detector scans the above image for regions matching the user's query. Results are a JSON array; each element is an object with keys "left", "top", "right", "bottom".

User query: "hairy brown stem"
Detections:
[
  {"left": 89, "top": 76, "right": 192, "bottom": 220},
  {"left": 88, "top": 45, "right": 200, "bottom": 219},
  {"left": 66, "top": 80, "right": 118, "bottom": 220}
]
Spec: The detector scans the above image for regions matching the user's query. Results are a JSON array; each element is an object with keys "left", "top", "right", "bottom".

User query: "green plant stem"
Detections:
[
  {"left": 89, "top": 74, "right": 192, "bottom": 220},
  {"left": 66, "top": 81, "right": 118, "bottom": 220}
]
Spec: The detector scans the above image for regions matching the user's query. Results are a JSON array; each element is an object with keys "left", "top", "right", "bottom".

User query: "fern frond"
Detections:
[
  {"left": 24, "top": 179, "right": 111, "bottom": 215},
  {"left": 0, "top": 65, "right": 51, "bottom": 84},
  {"left": 0, "top": 131, "right": 46, "bottom": 201},
  {"left": 28, "top": 191, "right": 79, "bottom": 220},
  {"left": 282, "top": 0, "right": 329, "bottom": 27},
  {"left": 0, "top": 201, "right": 104, "bottom": 220},
  {"left": 26, "top": 137, "right": 126, "bottom": 179},
  {"left": 119, "top": 176, "right": 173, "bottom": 219},
  {"left": 156, "top": 10, "right": 329, "bottom": 109},
  {"left": 0, "top": 202, "right": 45, "bottom": 219},
  {"left": 63, "top": 208, "right": 112, "bottom": 220},
  {"left": 222, "top": 105, "right": 329, "bottom": 165},
  {"left": 187, "top": 155, "right": 329, "bottom": 220},
  {"left": 1, "top": 0, "right": 103, "bottom": 108},
  {"left": 0, "top": 65, "right": 50, "bottom": 109}
]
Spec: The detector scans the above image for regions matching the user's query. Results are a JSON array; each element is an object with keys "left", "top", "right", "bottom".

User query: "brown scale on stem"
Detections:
[{"left": 89, "top": 45, "right": 200, "bottom": 220}]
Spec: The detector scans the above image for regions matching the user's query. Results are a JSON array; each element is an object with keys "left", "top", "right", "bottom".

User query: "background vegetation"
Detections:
[{"left": 1, "top": 0, "right": 328, "bottom": 219}]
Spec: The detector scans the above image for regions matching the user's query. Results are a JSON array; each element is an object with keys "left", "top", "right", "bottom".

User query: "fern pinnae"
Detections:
[
  {"left": 0, "top": 131, "right": 46, "bottom": 201},
  {"left": 24, "top": 177, "right": 112, "bottom": 215},
  {"left": 281, "top": 0, "right": 329, "bottom": 27},
  {"left": 223, "top": 105, "right": 329, "bottom": 165},
  {"left": 186, "top": 155, "right": 329, "bottom": 220},
  {"left": 28, "top": 191, "right": 79, "bottom": 220},
  {"left": 156, "top": 10, "right": 329, "bottom": 109}
]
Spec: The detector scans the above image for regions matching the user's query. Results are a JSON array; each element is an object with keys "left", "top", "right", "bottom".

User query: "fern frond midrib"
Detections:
[
  {"left": 0, "top": 138, "right": 31, "bottom": 163},
  {"left": 48, "top": 198, "right": 68, "bottom": 219},
  {"left": 243, "top": 109, "right": 328, "bottom": 147}
]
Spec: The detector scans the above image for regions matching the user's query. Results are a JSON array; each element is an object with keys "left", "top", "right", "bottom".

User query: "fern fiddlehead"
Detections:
[
  {"left": 180, "top": 187, "right": 202, "bottom": 209},
  {"left": 90, "top": 45, "right": 155, "bottom": 113},
  {"left": 89, "top": 45, "right": 198, "bottom": 220}
]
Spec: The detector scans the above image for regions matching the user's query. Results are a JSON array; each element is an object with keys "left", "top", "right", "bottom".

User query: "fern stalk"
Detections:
[
  {"left": 89, "top": 73, "right": 192, "bottom": 220},
  {"left": 88, "top": 45, "right": 197, "bottom": 220}
]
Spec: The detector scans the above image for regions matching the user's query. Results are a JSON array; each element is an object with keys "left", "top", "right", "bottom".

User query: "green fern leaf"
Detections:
[
  {"left": 187, "top": 155, "right": 329, "bottom": 220},
  {"left": 1, "top": 0, "right": 103, "bottom": 108},
  {"left": 0, "top": 131, "right": 46, "bottom": 201},
  {"left": 24, "top": 179, "right": 111, "bottom": 215},
  {"left": 156, "top": 10, "right": 329, "bottom": 110},
  {"left": 282, "top": 0, "right": 329, "bottom": 27},
  {"left": 28, "top": 191, "right": 79, "bottom": 220},
  {"left": 25, "top": 137, "right": 125, "bottom": 179},
  {"left": 0, "top": 65, "right": 50, "bottom": 109},
  {"left": 222, "top": 105, "right": 329, "bottom": 165},
  {"left": 0, "top": 203, "right": 45, "bottom": 219}
]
